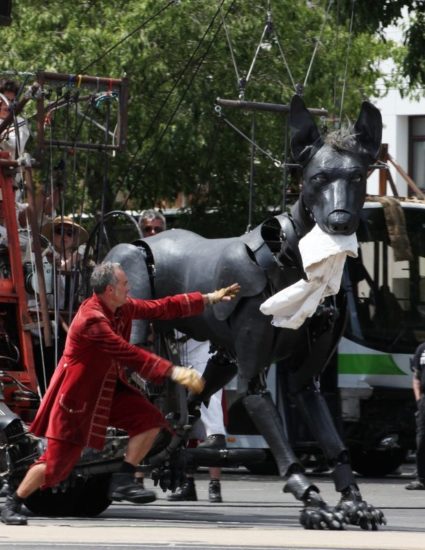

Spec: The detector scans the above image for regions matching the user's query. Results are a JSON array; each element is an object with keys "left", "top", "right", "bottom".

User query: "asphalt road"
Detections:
[{"left": 0, "top": 463, "right": 424, "bottom": 550}]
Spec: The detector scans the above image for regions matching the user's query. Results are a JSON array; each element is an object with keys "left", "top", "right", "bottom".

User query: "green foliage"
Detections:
[
  {"left": 403, "top": 10, "right": 425, "bottom": 89},
  {"left": 338, "top": 0, "right": 414, "bottom": 32},
  {"left": 338, "top": 1, "right": 425, "bottom": 91},
  {"left": 0, "top": 0, "right": 406, "bottom": 236}
]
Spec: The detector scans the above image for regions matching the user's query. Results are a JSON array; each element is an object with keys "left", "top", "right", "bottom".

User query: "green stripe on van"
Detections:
[{"left": 338, "top": 354, "right": 405, "bottom": 375}]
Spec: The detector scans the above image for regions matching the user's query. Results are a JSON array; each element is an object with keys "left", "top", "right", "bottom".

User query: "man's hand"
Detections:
[
  {"left": 206, "top": 283, "right": 241, "bottom": 305},
  {"left": 170, "top": 366, "right": 205, "bottom": 394}
]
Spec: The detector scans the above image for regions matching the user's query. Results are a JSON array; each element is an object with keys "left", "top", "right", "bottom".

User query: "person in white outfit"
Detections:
[
  {"left": 139, "top": 210, "right": 226, "bottom": 503},
  {"left": 167, "top": 335, "right": 226, "bottom": 503}
]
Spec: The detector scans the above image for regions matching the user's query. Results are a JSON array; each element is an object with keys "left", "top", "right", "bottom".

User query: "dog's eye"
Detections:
[
  {"left": 351, "top": 173, "right": 363, "bottom": 184},
  {"left": 311, "top": 174, "right": 328, "bottom": 185}
]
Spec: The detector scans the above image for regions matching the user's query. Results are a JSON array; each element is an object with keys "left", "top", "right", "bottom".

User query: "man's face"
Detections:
[
  {"left": 53, "top": 224, "right": 75, "bottom": 252},
  {"left": 0, "top": 91, "right": 15, "bottom": 119},
  {"left": 142, "top": 219, "right": 165, "bottom": 237},
  {"left": 109, "top": 268, "right": 130, "bottom": 307}
]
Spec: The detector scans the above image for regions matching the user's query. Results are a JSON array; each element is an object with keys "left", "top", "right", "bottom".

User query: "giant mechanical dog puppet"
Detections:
[{"left": 106, "top": 95, "right": 385, "bottom": 530}]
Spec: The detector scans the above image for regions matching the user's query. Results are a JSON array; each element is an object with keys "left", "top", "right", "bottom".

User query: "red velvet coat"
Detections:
[{"left": 30, "top": 291, "right": 205, "bottom": 449}]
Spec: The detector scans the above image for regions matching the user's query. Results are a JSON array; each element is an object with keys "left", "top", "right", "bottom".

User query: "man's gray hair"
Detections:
[
  {"left": 139, "top": 209, "right": 166, "bottom": 229},
  {"left": 90, "top": 261, "right": 121, "bottom": 294}
]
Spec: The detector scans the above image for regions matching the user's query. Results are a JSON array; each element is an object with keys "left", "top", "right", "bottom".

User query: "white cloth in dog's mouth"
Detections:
[{"left": 260, "top": 223, "right": 358, "bottom": 329}]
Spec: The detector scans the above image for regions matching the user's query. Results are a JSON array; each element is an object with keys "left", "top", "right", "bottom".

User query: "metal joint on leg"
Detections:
[
  {"left": 332, "top": 462, "right": 356, "bottom": 492},
  {"left": 196, "top": 352, "right": 238, "bottom": 401},
  {"left": 283, "top": 472, "right": 319, "bottom": 501},
  {"left": 293, "top": 388, "right": 346, "bottom": 461},
  {"left": 243, "top": 393, "right": 300, "bottom": 477}
]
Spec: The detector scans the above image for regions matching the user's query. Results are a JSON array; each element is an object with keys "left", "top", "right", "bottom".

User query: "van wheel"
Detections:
[
  {"left": 350, "top": 447, "right": 407, "bottom": 477},
  {"left": 246, "top": 450, "right": 278, "bottom": 475},
  {"left": 25, "top": 474, "right": 112, "bottom": 517}
]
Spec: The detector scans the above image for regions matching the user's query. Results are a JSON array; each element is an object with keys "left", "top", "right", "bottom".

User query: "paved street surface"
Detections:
[{"left": 1, "top": 463, "right": 424, "bottom": 550}]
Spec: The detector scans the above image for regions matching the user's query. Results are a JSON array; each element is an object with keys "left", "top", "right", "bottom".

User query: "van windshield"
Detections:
[{"left": 344, "top": 204, "right": 425, "bottom": 353}]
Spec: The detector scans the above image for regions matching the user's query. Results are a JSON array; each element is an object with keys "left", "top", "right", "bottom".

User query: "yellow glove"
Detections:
[
  {"left": 207, "top": 282, "right": 241, "bottom": 305},
  {"left": 170, "top": 366, "right": 205, "bottom": 394}
]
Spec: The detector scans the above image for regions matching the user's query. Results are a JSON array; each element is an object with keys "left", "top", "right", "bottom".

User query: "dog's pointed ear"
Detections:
[
  {"left": 354, "top": 101, "right": 382, "bottom": 161},
  {"left": 289, "top": 95, "right": 323, "bottom": 165}
]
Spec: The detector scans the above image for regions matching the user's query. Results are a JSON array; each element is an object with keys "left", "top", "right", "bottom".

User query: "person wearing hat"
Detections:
[
  {"left": 27, "top": 216, "right": 89, "bottom": 314},
  {"left": 40, "top": 216, "right": 88, "bottom": 273},
  {"left": 24, "top": 216, "right": 90, "bottom": 396}
]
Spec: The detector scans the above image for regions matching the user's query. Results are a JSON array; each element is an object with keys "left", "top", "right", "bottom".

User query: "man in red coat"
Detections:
[{"left": 2, "top": 261, "right": 239, "bottom": 525}]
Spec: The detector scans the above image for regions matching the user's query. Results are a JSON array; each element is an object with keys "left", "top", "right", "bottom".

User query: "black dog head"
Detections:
[{"left": 289, "top": 95, "right": 382, "bottom": 235}]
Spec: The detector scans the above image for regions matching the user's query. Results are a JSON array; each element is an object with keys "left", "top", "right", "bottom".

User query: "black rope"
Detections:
[
  {"left": 70, "top": 94, "right": 79, "bottom": 221},
  {"left": 332, "top": 0, "right": 341, "bottom": 110},
  {"left": 220, "top": 5, "right": 241, "bottom": 91},
  {"left": 121, "top": 0, "right": 233, "bottom": 209},
  {"left": 273, "top": 32, "right": 296, "bottom": 92},
  {"left": 198, "top": 114, "right": 223, "bottom": 201},
  {"left": 95, "top": 99, "right": 112, "bottom": 263},
  {"left": 78, "top": 122, "right": 94, "bottom": 227},
  {"left": 63, "top": 96, "right": 72, "bottom": 216},
  {"left": 115, "top": 0, "right": 230, "bottom": 201},
  {"left": 281, "top": 115, "right": 289, "bottom": 212},
  {"left": 245, "top": 22, "right": 269, "bottom": 85},
  {"left": 78, "top": 0, "right": 177, "bottom": 74},
  {"left": 223, "top": 1, "right": 297, "bottom": 98},
  {"left": 247, "top": 114, "right": 256, "bottom": 232},
  {"left": 303, "top": 0, "right": 334, "bottom": 88},
  {"left": 219, "top": 112, "right": 282, "bottom": 168},
  {"left": 339, "top": 0, "right": 356, "bottom": 123},
  {"left": 70, "top": 91, "right": 95, "bottom": 145}
]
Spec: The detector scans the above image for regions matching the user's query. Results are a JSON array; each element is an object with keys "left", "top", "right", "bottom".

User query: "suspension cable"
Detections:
[
  {"left": 115, "top": 0, "right": 231, "bottom": 201},
  {"left": 222, "top": 1, "right": 297, "bottom": 98},
  {"left": 245, "top": 1, "right": 274, "bottom": 88},
  {"left": 247, "top": 113, "right": 256, "bottom": 232},
  {"left": 220, "top": 6, "right": 240, "bottom": 89},
  {"left": 281, "top": 114, "right": 289, "bottom": 212},
  {"left": 274, "top": 33, "right": 297, "bottom": 92},
  {"left": 78, "top": 0, "right": 178, "bottom": 74},
  {"left": 244, "top": 23, "right": 269, "bottom": 88},
  {"left": 121, "top": 0, "right": 232, "bottom": 208},
  {"left": 267, "top": 0, "right": 297, "bottom": 91},
  {"left": 218, "top": 110, "right": 282, "bottom": 168},
  {"left": 303, "top": 0, "right": 334, "bottom": 88},
  {"left": 49, "top": 90, "right": 72, "bottom": 366},
  {"left": 339, "top": 0, "right": 356, "bottom": 123},
  {"left": 95, "top": 99, "right": 112, "bottom": 263}
]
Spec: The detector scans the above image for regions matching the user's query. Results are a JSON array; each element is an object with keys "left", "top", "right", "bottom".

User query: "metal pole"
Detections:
[
  {"left": 216, "top": 97, "right": 328, "bottom": 117},
  {"left": 247, "top": 114, "right": 256, "bottom": 232},
  {"left": 24, "top": 165, "right": 52, "bottom": 347}
]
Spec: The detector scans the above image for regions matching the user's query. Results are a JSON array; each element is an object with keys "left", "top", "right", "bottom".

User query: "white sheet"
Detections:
[{"left": 260, "top": 223, "right": 358, "bottom": 329}]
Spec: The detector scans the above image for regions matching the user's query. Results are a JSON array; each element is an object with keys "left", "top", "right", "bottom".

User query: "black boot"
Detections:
[
  {"left": 134, "top": 475, "right": 145, "bottom": 488},
  {"left": 108, "top": 472, "right": 156, "bottom": 504},
  {"left": 198, "top": 434, "right": 227, "bottom": 449},
  {"left": 208, "top": 479, "right": 222, "bottom": 503},
  {"left": 0, "top": 481, "right": 10, "bottom": 497},
  {"left": 167, "top": 477, "right": 197, "bottom": 501},
  {"left": 405, "top": 479, "right": 425, "bottom": 490},
  {"left": 1, "top": 493, "right": 27, "bottom": 525}
]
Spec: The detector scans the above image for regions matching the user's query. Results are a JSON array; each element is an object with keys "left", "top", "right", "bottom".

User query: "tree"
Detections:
[
  {"left": 0, "top": 0, "right": 404, "bottom": 236},
  {"left": 338, "top": 0, "right": 425, "bottom": 90}
]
